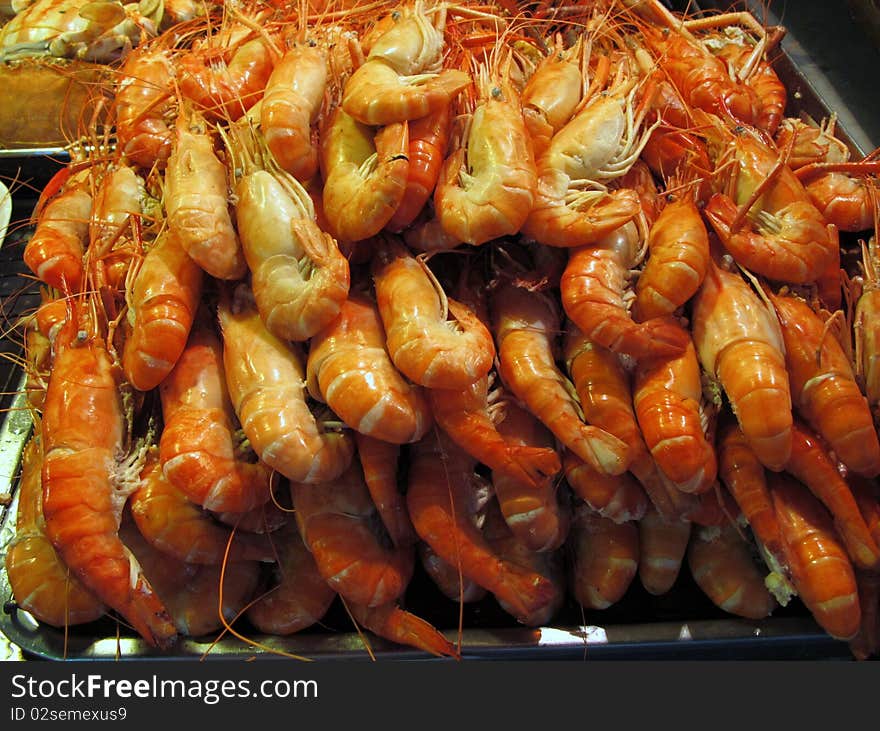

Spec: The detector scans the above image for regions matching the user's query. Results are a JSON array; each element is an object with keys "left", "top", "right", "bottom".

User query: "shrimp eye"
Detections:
[
  {"left": 392, "top": 11, "right": 400, "bottom": 21},
  {"left": 491, "top": 86, "right": 502, "bottom": 99},
  {"left": 76, "top": 330, "right": 88, "bottom": 343}
]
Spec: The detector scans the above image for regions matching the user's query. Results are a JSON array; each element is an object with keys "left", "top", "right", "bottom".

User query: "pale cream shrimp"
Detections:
[
  {"left": 431, "top": 54, "right": 537, "bottom": 246},
  {"left": 341, "top": 1, "right": 470, "bottom": 126},
  {"left": 371, "top": 237, "right": 495, "bottom": 389},
  {"left": 490, "top": 278, "right": 630, "bottom": 476},
  {"left": 230, "top": 123, "right": 350, "bottom": 342},
  {"left": 320, "top": 108, "right": 410, "bottom": 243},
  {"left": 306, "top": 293, "right": 432, "bottom": 444},
  {"left": 521, "top": 70, "right": 657, "bottom": 248},
  {"left": 164, "top": 107, "right": 247, "bottom": 280},
  {"left": 219, "top": 285, "right": 355, "bottom": 484}
]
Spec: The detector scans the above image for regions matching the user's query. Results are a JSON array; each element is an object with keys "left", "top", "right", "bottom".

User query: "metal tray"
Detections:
[{"left": 0, "top": 1, "right": 871, "bottom": 662}]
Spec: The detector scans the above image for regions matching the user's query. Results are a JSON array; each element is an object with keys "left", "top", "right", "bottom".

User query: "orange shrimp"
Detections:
[
  {"left": 347, "top": 601, "right": 458, "bottom": 658},
  {"left": 560, "top": 223, "right": 691, "bottom": 362},
  {"left": 490, "top": 280, "right": 630, "bottom": 476},
  {"left": 634, "top": 5, "right": 761, "bottom": 127},
  {"left": 291, "top": 459, "right": 415, "bottom": 608},
  {"left": 716, "top": 416, "right": 790, "bottom": 586},
  {"left": 637, "top": 505, "right": 691, "bottom": 596},
  {"left": 178, "top": 29, "right": 277, "bottom": 122},
  {"left": 483, "top": 499, "right": 566, "bottom": 626},
  {"left": 5, "top": 434, "right": 106, "bottom": 628},
  {"left": 245, "top": 522, "right": 337, "bottom": 636},
  {"left": 850, "top": 475, "right": 880, "bottom": 549},
  {"left": 418, "top": 541, "right": 488, "bottom": 604},
  {"left": 633, "top": 324, "right": 717, "bottom": 495},
  {"left": 521, "top": 77, "right": 650, "bottom": 248},
  {"left": 562, "top": 450, "right": 647, "bottom": 524},
  {"left": 306, "top": 294, "right": 432, "bottom": 444},
  {"left": 784, "top": 422, "right": 880, "bottom": 572},
  {"left": 855, "top": 226, "right": 880, "bottom": 409},
  {"left": 23, "top": 308, "right": 51, "bottom": 411},
  {"left": 159, "top": 325, "right": 273, "bottom": 514},
  {"left": 849, "top": 572, "right": 880, "bottom": 660},
  {"left": 406, "top": 431, "right": 558, "bottom": 625},
  {"left": 261, "top": 41, "right": 327, "bottom": 182},
  {"left": 687, "top": 520, "right": 777, "bottom": 620},
  {"left": 774, "top": 116, "right": 850, "bottom": 171},
  {"left": 701, "top": 115, "right": 837, "bottom": 285},
  {"left": 121, "top": 228, "right": 203, "bottom": 392},
  {"left": 23, "top": 169, "right": 91, "bottom": 294},
  {"left": 768, "top": 289, "right": 880, "bottom": 477},
  {"left": 802, "top": 169, "right": 877, "bottom": 234},
  {"left": 119, "top": 517, "right": 260, "bottom": 638},
  {"left": 691, "top": 256, "right": 792, "bottom": 471},
  {"left": 491, "top": 400, "right": 569, "bottom": 552},
  {"left": 40, "top": 300, "right": 177, "bottom": 648},
  {"left": 632, "top": 184, "right": 710, "bottom": 322},
  {"left": 768, "top": 472, "right": 861, "bottom": 641},
  {"left": 130, "top": 450, "right": 276, "bottom": 565},
  {"left": 164, "top": 108, "right": 247, "bottom": 280},
  {"left": 219, "top": 285, "right": 355, "bottom": 484},
  {"left": 385, "top": 105, "right": 452, "bottom": 233},
  {"left": 114, "top": 44, "right": 175, "bottom": 170},
  {"left": 567, "top": 505, "right": 640, "bottom": 611},
  {"left": 371, "top": 237, "right": 495, "bottom": 389},
  {"left": 355, "top": 433, "right": 417, "bottom": 549},
  {"left": 319, "top": 108, "right": 410, "bottom": 243},
  {"left": 428, "top": 375, "right": 561, "bottom": 493},
  {"left": 231, "top": 129, "right": 350, "bottom": 342},
  {"left": 564, "top": 326, "right": 693, "bottom": 522},
  {"left": 431, "top": 54, "right": 537, "bottom": 246},
  {"left": 341, "top": 1, "right": 469, "bottom": 126},
  {"left": 641, "top": 126, "right": 713, "bottom": 203}
]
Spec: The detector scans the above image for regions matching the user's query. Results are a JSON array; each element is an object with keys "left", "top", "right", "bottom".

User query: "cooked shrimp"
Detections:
[
  {"left": 521, "top": 72, "right": 654, "bottom": 248},
  {"left": 483, "top": 499, "right": 566, "bottom": 626},
  {"left": 560, "top": 223, "right": 691, "bottom": 362},
  {"left": 567, "top": 505, "right": 640, "bottom": 610},
  {"left": 159, "top": 324, "right": 274, "bottom": 514},
  {"left": 347, "top": 601, "right": 458, "bottom": 658},
  {"left": 491, "top": 400, "right": 569, "bottom": 552},
  {"left": 115, "top": 44, "right": 175, "bottom": 170},
  {"left": 5, "top": 434, "right": 105, "bottom": 628},
  {"left": 131, "top": 450, "right": 276, "bottom": 565},
  {"left": 701, "top": 114, "right": 837, "bottom": 285},
  {"left": 341, "top": 1, "right": 469, "bottom": 126},
  {"left": 291, "top": 459, "right": 414, "bottom": 608},
  {"left": 632, "top": 183, "right": 710, "bottom": 322},
  {"left": 768, "top": 288, "right": 880, "bottom": 477},
  {"left": 564, "top": 326, "right": 690, "bottom": 521},
  {"left": 40, "top": 300, "right": 177, "bottom": 648},
  {"left": 23, "top": 168, "right": 91, "bottom": 294},
  {"left": 164, "top": 108, "right": 247, "bottom": 280},
  {"left": 306, "top": 294, "right": 431, "bottom": 444},
  {"left": 633, "top": 324, "right": 717, "bottom": 495},
  {"left": 769, "top": 472, "right": 861, "bottom": 640},
  {"left": 261, "top": 41, "right": 327, "bottom": 182},
  {"left": 121, "top": 228, "right": 203, "bottom": 392},
  {"left": 418, "top": 541, "right": 488, "bottom": 604},
  {"left": 429, "top": 375, "right": 561, "bottom": 493},
  {"left": 687, "top": 520, "right": 777, "bottom": 620},
  {"left": 432, "top": 55, "right": 537, "bottom": 246},
  {"left": 491, "top": 279, "right": 630, "bottom": 476},
  {"left": 637, "top": 505, "right": 691, "bottom": 596},
  {"left": 407, "top": 430, "right": 558, "bottom": 625},
  {"left": 246, "top": 521, "right": 336, "bottom": 636},
  {"left": 372, "top": 237, "right": 495, "bottom": 389},
  {"left": 716, "top": 415, "right": 791, "bottom": 593},
  {"left": 385, "top": 105, "right": 452, "bottom": 233},
  {"left": 563, "top": 450, "right": 647, "bottom": 524},
  {"left": 231, "top": 127, "right": 350, "bottom": 342},
  {"left": 320, "top": 108, "right": 410, "bottom": 242},
  {"left": 119, "top": 517, "right": 260, "bottom": 638},
  {"left": 784, "top": 422, "right": 880, "bottom": 572},
  {"left": 355, "top": 433, "right": 417, "bottom": 549},
  {"left": 691, "top": 256, "right": 792, "bottom": 470},
  {"left": 219, "top": 285, "right": 354, "bottom": 484}
]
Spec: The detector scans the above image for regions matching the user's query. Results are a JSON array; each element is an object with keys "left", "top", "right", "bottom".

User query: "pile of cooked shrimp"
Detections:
[{"left": 4, "top": 0, "right": 880, "bottom": 660}]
